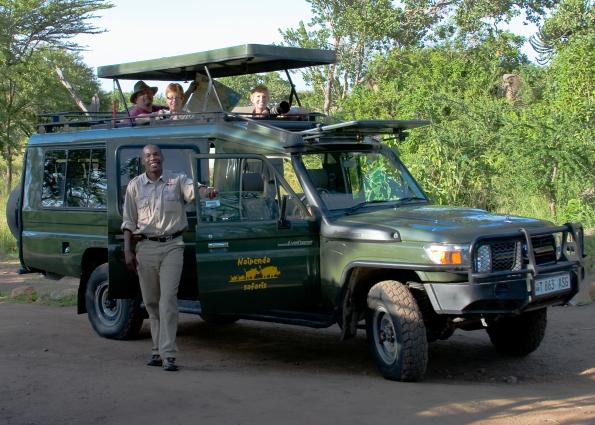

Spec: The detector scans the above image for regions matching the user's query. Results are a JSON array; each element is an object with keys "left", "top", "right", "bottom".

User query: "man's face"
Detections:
[
  {"left": 142, "top": 145, "right": 162, "bottom": 174},
  {"left": 136, "top": 88, "right": 154, "bottom": 108},
  {"left": 250, "top": 90, "right": 269, "bottom": 113}
]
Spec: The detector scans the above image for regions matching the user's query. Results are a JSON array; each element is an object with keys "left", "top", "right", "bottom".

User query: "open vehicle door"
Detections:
[{"left": 192, "top": 153, "right": 320, "bottom": 316}]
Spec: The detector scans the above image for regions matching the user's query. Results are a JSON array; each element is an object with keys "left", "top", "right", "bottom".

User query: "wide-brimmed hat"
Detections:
[{"left": 130, "top": 80, "right": 158, "bottom": 103}]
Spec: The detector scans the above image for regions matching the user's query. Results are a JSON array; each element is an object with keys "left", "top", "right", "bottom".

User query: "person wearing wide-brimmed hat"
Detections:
[{"left": 129, "top": 80, "right": 167, "bottom": 118}]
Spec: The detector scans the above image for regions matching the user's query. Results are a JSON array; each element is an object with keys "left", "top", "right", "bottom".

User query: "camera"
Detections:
[{"left": 269, "top": 101, "right": 290, "bottom": 115}]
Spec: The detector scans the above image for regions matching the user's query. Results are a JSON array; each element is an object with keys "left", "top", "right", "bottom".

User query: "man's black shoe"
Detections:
[
  {"left": 147, "top": 354, "right": 162, "bottom": 367},
  {"left": 163, "top": 357, "right": 178, "bottom": 371}
]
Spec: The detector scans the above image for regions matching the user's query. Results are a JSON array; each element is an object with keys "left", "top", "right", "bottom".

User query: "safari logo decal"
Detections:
[{"left": 230, "top": 256, "right": 281, "bottom": 291}]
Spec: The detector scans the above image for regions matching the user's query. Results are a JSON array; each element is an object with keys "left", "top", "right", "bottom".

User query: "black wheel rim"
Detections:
[
  {"left": 372, "top": 306, "right": 398, "bottom": 364},
  {"left": 93, "top": 279, "right": 122, "bottom": 327}
]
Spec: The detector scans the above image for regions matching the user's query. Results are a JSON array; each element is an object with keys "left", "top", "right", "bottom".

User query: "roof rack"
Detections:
[
  {"left": 37, "top": 111, "right": 230, "bottom": 133},
  {"left": 37, "top": 110, "right": 324, "bottom": 134}
]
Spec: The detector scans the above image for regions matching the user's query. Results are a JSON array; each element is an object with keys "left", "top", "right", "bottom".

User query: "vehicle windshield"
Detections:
[{"left": 300, "top": 149, "right": 427, "bottom": 212}]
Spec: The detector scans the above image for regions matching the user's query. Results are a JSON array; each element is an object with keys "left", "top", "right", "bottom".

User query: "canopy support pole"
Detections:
[
  {"left": 114, "top": 79, "right": 133, "bottom": 125},
  {"left": 204, "top": 66, "right": 224, "bottom": 112},
  {"left": 285, "top": 69, "right": 301, "bottom": 107}
]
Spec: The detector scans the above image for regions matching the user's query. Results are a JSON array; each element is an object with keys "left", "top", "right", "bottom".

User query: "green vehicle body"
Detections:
[{"left": 8, "top": 45, "right": 586, "bottom": 382}]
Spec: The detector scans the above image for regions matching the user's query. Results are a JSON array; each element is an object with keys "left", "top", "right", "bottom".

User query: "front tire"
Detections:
[
  {"left": 486, "top": 308, "right": 547, "bottom": 356},
  {"left": 85, "top": 264, "right": 144, "bottom": 340},
  {"left": 366, "top": 280, "right": 428, "bottom": 382}
]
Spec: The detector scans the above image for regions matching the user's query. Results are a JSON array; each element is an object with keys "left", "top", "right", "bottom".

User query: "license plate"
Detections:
[{"left": 534, "top": 273, "right": 571, "bottom": 297}]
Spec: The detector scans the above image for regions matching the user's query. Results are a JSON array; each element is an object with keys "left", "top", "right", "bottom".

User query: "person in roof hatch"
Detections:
[
  {"left": 249, "top": 85, "right": 290, "bottom": 118},
  {"left": 130, "top": 80, "right": 197, "bottom": 120},
  {"left": 250, "top": 84, "right": 271, "bottom": 116},
  {"left": 129, "top": 81, "right": 167, "bottom": 118},
  {"left": 158, "top": 82, "right": 197, "bottom": 120}
]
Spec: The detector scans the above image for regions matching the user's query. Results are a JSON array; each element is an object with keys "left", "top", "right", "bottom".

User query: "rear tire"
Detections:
[
  {"left": 6, "top": 188, "right": 20, "bottom": 239},
  {"left": 486, "top": 308, "right": 547, "bottom": 356},
  {"left": 85, "top": 264, "right": 144, "bottom": 340},
  {"left": 366, "top": 280, "right": 428, "bottom": 382}
]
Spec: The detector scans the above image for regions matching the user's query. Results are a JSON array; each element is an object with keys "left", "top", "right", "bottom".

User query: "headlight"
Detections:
[
  {"left": 424, "top": 244, "right": 469, "bottom": 265},
  {"left": 475, "top": 245, "right": 492, "bottom": 273}
]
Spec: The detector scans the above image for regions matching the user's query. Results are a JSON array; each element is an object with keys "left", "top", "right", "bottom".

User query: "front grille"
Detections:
[
  {"left": 473, "top": 233, "right": 556, "bottom": 273},
  {"left": 531, "top": 235, "right": 556, "bottom": 264},
  {"left": 491, "top": 240, "right": 521, "bottom": 271}
]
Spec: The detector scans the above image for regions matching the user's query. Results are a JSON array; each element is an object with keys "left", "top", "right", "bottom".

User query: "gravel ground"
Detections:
[{"left": 0, "top": 258, "right": 593, "bottom": 425}]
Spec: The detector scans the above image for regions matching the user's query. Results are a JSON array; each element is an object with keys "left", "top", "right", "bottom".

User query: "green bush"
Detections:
[{"left": 0, "top": 190, "right": 17, "bottom": 256}]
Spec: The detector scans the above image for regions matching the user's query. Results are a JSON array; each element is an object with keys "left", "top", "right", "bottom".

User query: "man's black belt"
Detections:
[{"left": 139, "top": 230, "right": 184, "bottom": 242}]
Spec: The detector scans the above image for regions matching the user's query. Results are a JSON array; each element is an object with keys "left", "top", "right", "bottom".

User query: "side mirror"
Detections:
[{"left": 278, "top": 195, "right": 290, "bottom": 229}]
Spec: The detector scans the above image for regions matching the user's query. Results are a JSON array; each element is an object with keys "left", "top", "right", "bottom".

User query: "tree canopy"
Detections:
[
  {"left": 0, "top": 0, "right": 112, "bottom": 189},
  {"left": 278, "top": 0, "right": 593, "bottom": 226},
  {"left": 0, "top": 0, "right": 591, "bottom": 226}
]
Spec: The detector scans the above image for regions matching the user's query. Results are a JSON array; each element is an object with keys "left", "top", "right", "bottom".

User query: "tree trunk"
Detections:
[
  {"left": 548, "top": 199, "right": 556, "bottom": 218},
  {"left": 7, "top": 146, "right": 13, "bottom": 191},
  {"left": 55, "top": 66, "right": 90, "bottom": 114},
  {"left": 342, "top": 71, "right": 349, "bottom": 99},
  {"left": 324, "top": 63, "right": 335, "bottom": 115},
  {"left": 548, "top": 164, "right": 558, "bottom": 218},
  {"left": 324, "top": 36, "right": 341, "bottom": 115}
]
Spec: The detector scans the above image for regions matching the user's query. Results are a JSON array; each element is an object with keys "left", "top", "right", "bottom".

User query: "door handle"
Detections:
[{"left": 208, "top": 242, "right": 229, "bottom": 249}]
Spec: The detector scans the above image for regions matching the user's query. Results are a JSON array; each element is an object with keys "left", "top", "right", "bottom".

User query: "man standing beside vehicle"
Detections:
[{"left": 121, "top": 144, "right": 217, "bottom": 371}]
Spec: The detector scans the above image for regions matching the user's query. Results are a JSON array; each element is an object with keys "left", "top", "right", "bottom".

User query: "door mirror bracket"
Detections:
[{"left": 278, "top": 195, "right": 290, "bottom": 229}]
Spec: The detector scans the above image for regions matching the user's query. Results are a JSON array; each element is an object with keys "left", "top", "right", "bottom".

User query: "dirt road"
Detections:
[{"left": 1, "top": 298, "right": 593, "bottom": 425}]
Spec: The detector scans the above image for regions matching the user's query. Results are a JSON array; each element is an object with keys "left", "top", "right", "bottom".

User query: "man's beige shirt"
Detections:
[{"left": 121, "top": 171, "right": 195, "bottom": 237}]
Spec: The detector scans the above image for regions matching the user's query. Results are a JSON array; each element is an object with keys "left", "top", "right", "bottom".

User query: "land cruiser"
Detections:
[{"left": 7, "top": 45, "right": 585, "bottom": 381}]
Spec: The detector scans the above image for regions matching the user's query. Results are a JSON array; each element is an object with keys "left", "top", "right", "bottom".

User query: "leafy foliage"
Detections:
[
  {"left": 277, "top": 0, "right": 593, "bottom": 227},
  {"left": 0, "top": 0, "right": 112, "bottom": 189},
  {"left": 340, "top": 28, "right": 593, "bottom": 226},
  {"left": 0, "top": 0, "right": 591, "bottom": 230},
  {"left": 529, "top": 0, "right": 593, "bottom": 64},
  {"left": 219, "top": 72, "right": 293, "bottom": 107}
]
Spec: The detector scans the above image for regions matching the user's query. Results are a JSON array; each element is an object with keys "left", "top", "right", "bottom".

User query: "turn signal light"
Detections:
[{"left": 424, "top": 244, "right": 469, "bottom": 265}]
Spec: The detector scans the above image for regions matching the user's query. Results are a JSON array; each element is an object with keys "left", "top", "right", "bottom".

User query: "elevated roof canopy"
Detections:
[{"left": 97, "top": 44, "right": 336, "bottom": 81}]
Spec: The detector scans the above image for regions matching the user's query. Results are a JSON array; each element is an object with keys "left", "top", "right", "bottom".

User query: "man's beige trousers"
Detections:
[{"left": 136, "top": 237, "right": 184, "bottom": 358}]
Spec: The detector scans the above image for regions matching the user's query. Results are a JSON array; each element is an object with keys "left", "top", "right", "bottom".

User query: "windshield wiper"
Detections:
[
  {"left": 344, "top": 197, "right": 427, "bottom": 215},
  {"left": 396, "top": 196, "right": 427, "bottom": 204},
  {"left": 345, "top": 200, "right": 392, "bottom": 215}
]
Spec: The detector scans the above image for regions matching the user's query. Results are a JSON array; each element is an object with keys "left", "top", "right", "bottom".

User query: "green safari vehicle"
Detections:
[{"left": 7, "top": 44, "right": 586, "bottom": 381}]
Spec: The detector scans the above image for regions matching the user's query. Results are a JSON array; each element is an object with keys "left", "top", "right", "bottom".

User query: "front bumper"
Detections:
[
  {"left": 424, "top": 267, "right": 582, "bottom": 315},
  {"left": 424, "top": 223, "right": 585, "bottom": 315}
]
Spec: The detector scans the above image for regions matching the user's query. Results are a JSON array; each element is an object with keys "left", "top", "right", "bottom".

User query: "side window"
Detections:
[
  {"left": 279, "top": 157, "right": 309, "bottom": 220},
  {"left": 200, "top": 158, "right": 279, "bottom": 222},
  {"left": 88, "top": 149, "right": 107, "bottom": 208},
  {"left": 65, "top": 149, "right": 91, "bottom": 207},
  {"left": 118, "top": 149, "right": 142, "bottom": 203},
  {"left": 42, "top": 150, "right": 66, "bottom": 207},
  {"left": 118, "top": 146, "right": 198, "bottom": 213},
  {"left": 42, "top": 148, "right": 106, "bottom": 209}
]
